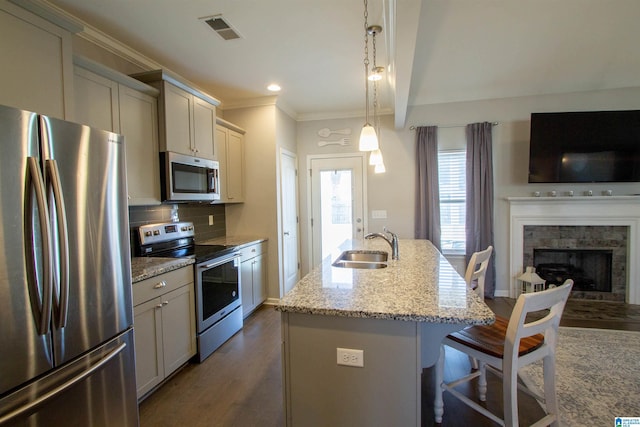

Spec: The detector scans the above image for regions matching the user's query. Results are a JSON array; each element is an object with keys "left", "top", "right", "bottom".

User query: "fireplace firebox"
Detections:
[{"left": 534, "top": 249, "right": 613, "bottom": 293}]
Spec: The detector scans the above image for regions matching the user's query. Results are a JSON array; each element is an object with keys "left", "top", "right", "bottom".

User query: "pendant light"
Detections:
[
  {"left": 368, "top": 24, "right": 385, "bottom": 173},
  {"left": 359, "top": 0, "right": 379, "bottom": 152}
]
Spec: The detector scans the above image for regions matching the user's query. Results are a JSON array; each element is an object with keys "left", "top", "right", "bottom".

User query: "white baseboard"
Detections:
[{"left": 493, "top": 290, "right": 510, "bottom": 298}]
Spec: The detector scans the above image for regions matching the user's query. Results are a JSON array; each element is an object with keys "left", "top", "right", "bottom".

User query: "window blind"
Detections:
[{"left": 438, "top": 150, "right": 466, "bottom": 252}]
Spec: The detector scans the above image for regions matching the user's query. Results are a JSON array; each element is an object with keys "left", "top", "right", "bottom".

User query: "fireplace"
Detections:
[
  {"left": 523, "top": 225, "right": 626, "bottom": 301},
  {"left": 507, "top": 196, "right": 640, "bottom": 304}
]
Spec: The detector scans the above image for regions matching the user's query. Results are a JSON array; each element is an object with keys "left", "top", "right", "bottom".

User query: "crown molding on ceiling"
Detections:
[
  {"left": 220, "top": 95, "right": 299, "bottom": 121},
  {"left": 296, "top": 107, "right": 394, "bottom": 123}
]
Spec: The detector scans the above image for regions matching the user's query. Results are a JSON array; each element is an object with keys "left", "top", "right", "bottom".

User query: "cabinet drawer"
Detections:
[
  {"left": 133, "top": 266, "right": 194, "bottom": 306},
  {"left": 239, "top": 241, "right": 265, "bottom": 261}
]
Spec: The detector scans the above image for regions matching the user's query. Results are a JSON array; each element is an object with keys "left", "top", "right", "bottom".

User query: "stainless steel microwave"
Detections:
[{"left": 160, "top": 151, "right": 220, "bottom": 202}]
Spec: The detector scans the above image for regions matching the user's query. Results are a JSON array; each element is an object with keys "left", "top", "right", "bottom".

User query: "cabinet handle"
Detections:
[
  {"left": 154, "top": 281, "right": 167, "bottom": 289},
  {"left": 162, "top": 301, "right": 169, "bottom": 306},
  {"left": 155, "top": 303, "right": 163, "bottom": 309}
]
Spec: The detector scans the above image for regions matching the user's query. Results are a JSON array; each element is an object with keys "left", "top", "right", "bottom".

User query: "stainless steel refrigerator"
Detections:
[{"left": 0, "top": 104, "right": 138, "bottom": 426}]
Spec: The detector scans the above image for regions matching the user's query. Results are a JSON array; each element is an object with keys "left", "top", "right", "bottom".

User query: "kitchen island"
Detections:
[{"left": 276, "top": 239, "right": 494, "bottom": 427}]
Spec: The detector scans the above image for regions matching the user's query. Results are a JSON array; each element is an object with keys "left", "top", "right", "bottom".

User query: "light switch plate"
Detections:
[{"left": 371, "top": 210, "right": 387, "bottom": 219}]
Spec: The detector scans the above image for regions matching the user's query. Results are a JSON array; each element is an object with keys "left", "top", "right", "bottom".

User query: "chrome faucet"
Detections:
[{"left": 365, "top": 227, "right": 399, "bottom": 260}]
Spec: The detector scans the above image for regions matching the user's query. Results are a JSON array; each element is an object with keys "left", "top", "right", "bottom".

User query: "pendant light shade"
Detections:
[
  {"left": 369, "top": 148, "right": 383, "bottom": 165},
  {"left": 374, "top": 162, "right": 386, "bottom": 174},
  {"left": 359, "top": 124, "right": 379, "bottom": 151}
]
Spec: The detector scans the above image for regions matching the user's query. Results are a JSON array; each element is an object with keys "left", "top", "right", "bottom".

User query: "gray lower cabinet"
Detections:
[
  {"left": 133, "top": 266, "right": 196, "bottom": 399},
  {"left": 240, "top": 242, "right": 267, "bottom": 318}
]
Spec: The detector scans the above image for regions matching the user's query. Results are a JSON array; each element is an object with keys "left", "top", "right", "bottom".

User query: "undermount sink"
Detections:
[{"left": 332, "top": 250, "right": 388, "bottom": 269}]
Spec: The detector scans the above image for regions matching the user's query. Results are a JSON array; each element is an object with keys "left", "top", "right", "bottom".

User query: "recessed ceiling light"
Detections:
[{"left": 267, "top": 84, "right": 281, "bottom": 92}]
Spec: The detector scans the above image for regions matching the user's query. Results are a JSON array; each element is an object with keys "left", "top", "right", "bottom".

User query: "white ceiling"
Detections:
[{"left": 47, "top": 0, "right": 640, "bottom": 126}]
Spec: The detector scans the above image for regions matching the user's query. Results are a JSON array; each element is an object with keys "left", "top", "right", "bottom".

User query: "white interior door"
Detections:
[
  {"left": 310, "top": 155, "right": 366, "bottom": 267},
  {"left": 280, "top": 149, "right": 300, "bottom": 296}
]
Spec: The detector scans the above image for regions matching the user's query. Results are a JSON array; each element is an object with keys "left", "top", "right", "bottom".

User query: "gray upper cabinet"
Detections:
[
  {"left": 132, "top": 70, "right": 220, "bottom": 160},
  {"left": 0, "top": 0, "right": 80, "bottom": 119},
  {"left": 73, "top": 56, "right": 161, "bottom": 205},
  {"left": 216, "top": 118, "right": 246, "bottom": 203}
]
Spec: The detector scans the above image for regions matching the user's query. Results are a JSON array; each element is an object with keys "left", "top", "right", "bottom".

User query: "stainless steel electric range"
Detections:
[{"left": 133, "top": 221, "right": 242, "bottom": 362}]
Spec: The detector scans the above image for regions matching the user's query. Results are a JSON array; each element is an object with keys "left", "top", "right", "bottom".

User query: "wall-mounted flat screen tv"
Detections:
[{"left": 528, "top": 110, "right": 640, "bottom": 183}]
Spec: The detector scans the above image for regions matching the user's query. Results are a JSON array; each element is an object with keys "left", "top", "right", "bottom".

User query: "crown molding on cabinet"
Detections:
[
  {"left": 216, "top": 117, "right": 246, "bottom": 135},
  {"left": 73, "top": 55, "right": 160, "bottom": 97},
  {"left": 9, "top": 0, "right": 83, "bottom": 33}
]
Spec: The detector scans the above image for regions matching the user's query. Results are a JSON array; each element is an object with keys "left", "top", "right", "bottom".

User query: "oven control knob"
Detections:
[
  {"left": 188, "top": 226, "right": 194, "bottom": 230},
  {"left": 144, "top": 231, "right": 152, "bottom": 237},
  {"left": 181, "top": 226, "right": 187, "bottom": 231},
  {"left": 153, "top": 230, "right": 160, "bottom": 236}
]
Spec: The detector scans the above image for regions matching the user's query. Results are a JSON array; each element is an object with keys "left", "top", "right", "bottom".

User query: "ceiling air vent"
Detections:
[{"left": 201, "top": 15, "right": 241, "bottom": 41}]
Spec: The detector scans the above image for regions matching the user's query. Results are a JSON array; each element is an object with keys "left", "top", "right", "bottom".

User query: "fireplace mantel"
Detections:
[{"left": 507, "top": 196, "right": 640, "bottom": 304}]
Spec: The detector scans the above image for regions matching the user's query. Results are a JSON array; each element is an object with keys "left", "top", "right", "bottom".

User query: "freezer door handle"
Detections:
[
  {"left": 25, "top": 157, "right": 53, "bottom": 336},
  {"left": 0, "top": 342, "right": 127, "bottom": 425},
  {"left": 46, "top": 159, "right": 70, "bottom": 328}
]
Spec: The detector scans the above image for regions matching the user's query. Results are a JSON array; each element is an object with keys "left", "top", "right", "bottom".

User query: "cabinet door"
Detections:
[
  {"left": 134, "top": 297, "right": 164, "bottom": 398},
  {"left": 240, "top": 256, "right": 255, "bottom": 317},
  {"left": 161, "top": 284, "right": 196, "bottom": 376},
  {"left": 253, "top": 253, "right": 266, "bottom": 305},
  {"left": 163, "top": 82, "right": 193, "bottom": 155},
  {"left": 193, "top": 97, "right": 216, "bottom": 159},
  {"left": 0, "top": 2, "right": 73, "bottom": 119},
  {"left": 73, "top": 66, "right": 119, "bottom": 132},
  {"left": 226, "top": 129, "right": 245, "bottom": 201},
  {"left": 216, "top": 125, "right": 229, "bottom": 201},
  {"left": 119, "top": 85, "right": 161, "bottom": 205}
]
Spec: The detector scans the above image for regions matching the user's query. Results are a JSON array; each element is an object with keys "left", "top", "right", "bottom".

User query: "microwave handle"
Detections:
[{"left": 207, "top": 168, "right": 218, "bottom": 194}]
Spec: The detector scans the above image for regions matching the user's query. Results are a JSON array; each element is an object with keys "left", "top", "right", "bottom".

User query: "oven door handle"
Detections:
[{"left": 199, "top": 254, "right": 240, "bottom": 270}]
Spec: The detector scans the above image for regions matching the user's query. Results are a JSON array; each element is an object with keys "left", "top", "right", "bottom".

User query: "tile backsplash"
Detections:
[{"left": 129, "top": 203, "right": 226, "bottom": 242}]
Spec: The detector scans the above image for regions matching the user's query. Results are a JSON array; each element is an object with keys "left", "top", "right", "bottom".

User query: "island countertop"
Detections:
[{"left": 276, "top": 239, "right": 495, "bottom": 325}]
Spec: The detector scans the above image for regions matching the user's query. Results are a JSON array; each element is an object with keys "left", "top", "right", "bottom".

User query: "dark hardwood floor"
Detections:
[
  {"left": 139, "top": 299, "right": 640, "bottom": 427},
  {"left": 138, "top": 305, "right": 283, "bottom": 427}
]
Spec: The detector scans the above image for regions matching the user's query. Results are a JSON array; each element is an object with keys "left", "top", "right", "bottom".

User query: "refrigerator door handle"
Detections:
[
  {"left": 25, "top": 157, "right": 53, "bottom": 336},
  {"left": 46, "top": 159, "right": 70, "bottom": 328},
  {"left": 0, "top": 342, "right": 127, "bottom": 425}
]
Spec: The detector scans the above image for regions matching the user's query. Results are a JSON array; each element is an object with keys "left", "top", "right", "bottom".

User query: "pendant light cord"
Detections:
[{"left": 363, "top": 0, "right": 370, "bottom": 126}]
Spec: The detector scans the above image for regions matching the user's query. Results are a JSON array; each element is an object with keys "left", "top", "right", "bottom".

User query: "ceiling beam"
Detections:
[{"left": 387, "top": 0, "right": 422, "bottom": 129}]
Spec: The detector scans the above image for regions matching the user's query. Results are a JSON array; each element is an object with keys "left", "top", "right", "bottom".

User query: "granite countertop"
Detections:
[
  {"left": 197, "top": 235, "right": 267, "bottom": 248},
  {"left": 276, "top": 239, "right": 495, "bottom": 325},
  {"left": 130, "top": 236, "right": 265, "bottom": 283},
  {"left": 131, "top": 257, "right": 195, "bottom": 283}
]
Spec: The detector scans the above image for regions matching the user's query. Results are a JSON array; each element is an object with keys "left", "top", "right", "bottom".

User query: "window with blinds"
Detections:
[{"left": 438, "top": 150, "right": 466, "bottom": 253}]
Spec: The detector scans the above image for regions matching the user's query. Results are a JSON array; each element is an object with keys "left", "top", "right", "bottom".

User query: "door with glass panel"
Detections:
[{"left": 309, "top": 155, "right": 366, "bottom": 267}]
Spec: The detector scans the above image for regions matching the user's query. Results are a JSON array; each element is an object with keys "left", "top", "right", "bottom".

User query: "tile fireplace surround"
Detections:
[{"left": 508, "top": 196, "right": 640, "bottom": 304}]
